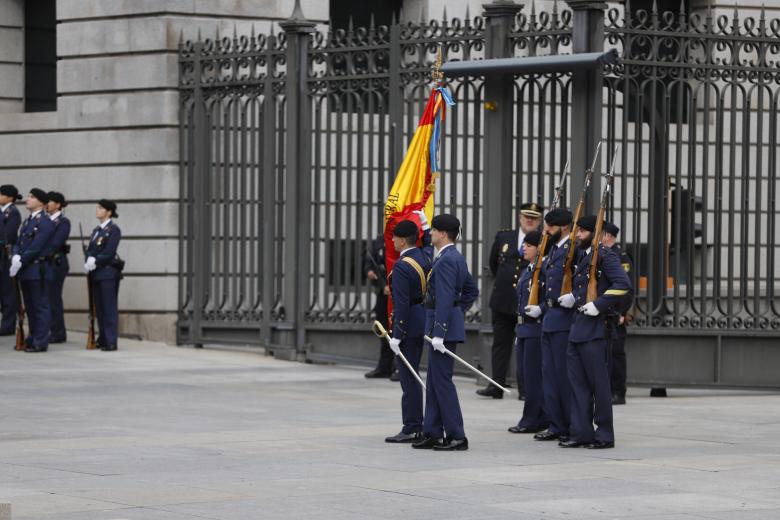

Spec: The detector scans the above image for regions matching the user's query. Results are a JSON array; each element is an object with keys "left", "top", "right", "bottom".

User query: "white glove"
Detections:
[
  {"left": 431, "top": 336, "right": 446, "bottom": 354},
  {"left": 524, "top": 305, "right": 542, "bottom": 318},
  {"left": 558, "top": 292, "right": 576, "bottom": 308},
  {"left": 388, "top": 337, "right": 401, "bottom": 356},
  {"left": 84, "top": 256, "right": 97, "bottom": 273},
  {"left": 580, "top": 302, "right": 600, "bottom": 316},
  {"left": 413, "top": 209, "right": 430, "bottom": 231},
  {"left": 9, "top": 255, "right": 21, "bottom": 277}
]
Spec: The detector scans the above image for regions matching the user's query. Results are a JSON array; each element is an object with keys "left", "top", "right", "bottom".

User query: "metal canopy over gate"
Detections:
[{"left": 178, "top": 0, "right": 780, "bottom": 387}]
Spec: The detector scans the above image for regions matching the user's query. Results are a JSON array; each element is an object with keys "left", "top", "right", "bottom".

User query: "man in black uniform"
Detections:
[
  {"left": 363, "top": 235, "right": 396, "bottom": 379},
  {"left": 601, "top": 222, "right": 633, "bottom": 405},
  {"left": 478, "top": 202, "right": 543, "bottom": 399}
]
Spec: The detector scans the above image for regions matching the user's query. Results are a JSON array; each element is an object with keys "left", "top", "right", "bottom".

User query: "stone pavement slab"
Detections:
[{"left": 1, "top": 333, "right": 779, "bottom": 520}]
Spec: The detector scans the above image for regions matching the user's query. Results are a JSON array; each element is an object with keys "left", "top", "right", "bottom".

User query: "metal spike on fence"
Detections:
[
  {"left": 651, "top": 0, "right": 658, "bottom": 15},
  {"left": 679, "top": 0, "right": 685, "bottom": 15},
  {"left": 197, "top": 27, "right": 202, "bottom": 42},
  {"left": 625, "top": 0, "right": 632, "bottom": 23},
  {"left": 178, "top": 29, "right": 184, "bottom": 46},
  {"left": 419, "top": 5, "right": 425, "bottom": 24},
  {"left": 391, "top": 9, "right": 397, "bottom": 26},
  {"left": 553, "top": 0, "right": 559, "bottom": 16},
  {"left": 369, "top": 13, "right": 375, "bottom": 32},
  {"left": 442, "top": 5, "right": 447, "bottom": 23},
  {"left": 531, "top": 0, "right": 536, "bottom": 17},
  {"left": 215, "top": 26, "right": 220, "bottom": 41},
  {"left": 465, "top": 4, "right": 471, "bottom": 21},
  {"left": 348, "top": 15, "right": 354, "bottom": 34}
]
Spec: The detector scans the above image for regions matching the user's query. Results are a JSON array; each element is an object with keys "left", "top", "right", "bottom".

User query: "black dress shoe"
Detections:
[
  {"left": 533, "top": 429, "right": 560, "bottom": 441},
  {"left": 612, "top": 393, "right": 626, "bottom": 405},
  {"left": 411, "top": 435, "right": 444, "bottom": 449},
  {"left": 0, "top": 330, "right": 14, "bottom": 336},
  {"left": 558, "top": 439, "right": 589, "bottom": 448},
  {"left": 586, "top": 440, "right": 615, "bottom": 449},
  {"left": 517, "top": 393, "right": 525, "bottom": 401},
  {"left": 385, "top": 431, "right": 422, "bottom": 443},
  {"left": 24, "top": 346, "right": 48, "bottom": 353},
  {"left": 364, "top": 368, "right": 392, "bottom": 379},
  {"left": 508, "top": 425, "right": 543, "bottom": 434},
  {"left": 389, "top": 370, "right": 400, "bottom": 382},
  {"left": 432, "top": 437, "right": 468, "bottom": 451},
  {"left": 101, "top": 345, "right": 118, "bottom": 351},
  {"left": 476, "top": 385, "right": 504, "bottom": 399}
]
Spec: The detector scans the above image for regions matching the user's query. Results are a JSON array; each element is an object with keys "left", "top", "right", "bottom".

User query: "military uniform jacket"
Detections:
[
  {"left": 569, "top": 245, "right": 633, "bottom": 343},
  {"left": 0, "top": 204, "right": 21, "bottom": 258},
  {"left": 44, "top": 215, "right": 71, "bottom": 276},
  {"left": 515, "top": 266, "right": 545, "bottom": 339},
  {"left": 12, "top": 211, "right": 55, "bottom": 281},
  {"left": 363, "top": 235, "right": 387, "bottom": 293},
  {"left": 610, "top": 243, "right": 634, "bottom": 339},
  {"left": 489, "top": 229, "right": 529, "bottom": 315},
  {"left": 425, "top": 245, "right": 479, "bottom": 342},
  {"left": 541, "top": 238, "right": 576, "bottom": 333},
  {"left": 85, "top": 221, "right": 122, "bottom": 281},
  {"left": 390, "top": 247, "right": 432, "bottom": 340}
]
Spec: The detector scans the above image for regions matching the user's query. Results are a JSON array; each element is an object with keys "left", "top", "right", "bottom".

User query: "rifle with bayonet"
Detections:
[
  {"left": 527, "top": 160, "right": 569, "bottom": 306},
  {"left": 560, "top": 141, "right": 602, "bottom": 295},
  {"left": 587, "top": 144, "right": 621, "bottom": 302},
  {"left": 11, "top": 267, "right": 25, "bottom": 351},
  {"left": 80, "top": 224, "right": 97, "bottom": 350}
]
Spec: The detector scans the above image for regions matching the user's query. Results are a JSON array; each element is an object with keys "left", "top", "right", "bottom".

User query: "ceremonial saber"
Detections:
[
  {"left": 424, "top": 335, "right": 511, "bottom": 395},
  {"left": 371, "top": 321, "right": 426, "bottom": 391}
]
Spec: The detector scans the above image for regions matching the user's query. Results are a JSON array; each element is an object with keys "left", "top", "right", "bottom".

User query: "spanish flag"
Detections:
[{"left": 384, "top": 86, "right": 454, "bottom": 301}]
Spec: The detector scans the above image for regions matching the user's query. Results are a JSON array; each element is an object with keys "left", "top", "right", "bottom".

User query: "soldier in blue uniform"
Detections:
[
  {"left": 479, "top": 202, "right": 543, "bottom": 400},
  {"left": 385, "top": 219, "right": 432, "bottom": 444},
  {"left": 508, "top": 230, "right": 549, "bottom": 434},
  {"left": 601, "top": 221, "right": 634, "bottom": 405},
  {"left": 84, "top": 199, "right": 122, "bottom": 351},
  {"left": 412, "top": 214, "right": 479, "bottom": 451},
  {"left": 45, "top": 192, "right": 71, "bottom": 344},
  {"left": 363, "top": 234, "right": 396, "bottom": 379},
  {"left": 0, "top": 185, "right": 23, "bottom": 335},
  {"left": 558, "top": 215, "right": 632, "bottom": 449},
  {"left": 534, "top": 207, "right": 575, "bottom": 442},
  {"left": 10, "top": 189, "right": 55, "bottom": 353}
]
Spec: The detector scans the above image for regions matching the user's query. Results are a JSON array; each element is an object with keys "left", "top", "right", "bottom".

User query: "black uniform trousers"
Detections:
[
  {"left": 398, "top": 337, "right": 424, "bottom": 434},
  {"left": 0, "top": 253, "right": 17, "bottom": 333},
  {"left": 608, "top": 325, "right": 627, "bottom": 397},
  {"left": 491, "top": 311, "right": 521, "bottom": 390}
]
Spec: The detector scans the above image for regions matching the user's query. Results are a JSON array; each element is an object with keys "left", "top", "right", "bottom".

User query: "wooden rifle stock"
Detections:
[
  {"left": 560, "top": 170, "right": 595, "bottom": 294},
  {"left": 80, "top": 223, "right": 97, "bottom": 349},
  {"left": 12, "top": 275, "right": 25, "bottom": 351},
  {"left": 587, "top": 145, "right": 620, "bottom": 303}
]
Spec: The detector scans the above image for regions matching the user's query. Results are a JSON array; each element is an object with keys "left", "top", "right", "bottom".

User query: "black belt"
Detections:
[
  {"left": 546, "top": 299, "right": 562, "bottom": 308},
  {"left": 411, "top": 297, "right": 424, "bottom": 305},
  {"left": 518, "top": 315, "right": 539, "bottom": 325}
]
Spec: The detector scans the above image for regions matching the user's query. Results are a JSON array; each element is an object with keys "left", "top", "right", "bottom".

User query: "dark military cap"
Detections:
[
  {"left": 523, "top": 230, "right": 542, "bottom": 247},
  {"left": 0, "top": 185, "right": 21, "bottom": 200},
  {"left": 29, "top": 188, "right": 49, "bottom": 204},
  {"left": 393, "top": 219, "right": 418, "bottom": 239},
  {"left": 544, "top": 208, "right": 572, "bottom": 226},
  {"left": 604, "top": 221, "right": 620, "bottom": 237},
  {"left": 47, "top": 191, "right": 68, "bottom": 208},
  {"left": 520, "top": 202, "right": 544, "bottom": 218},
  {"left": 577, "top": 215, "right": 597, "bottom": 232},
  {"left": 99, "top": 199, "right": 118, "bottom": 218},
  {"left": 431, "top": 213, "right": 460, "bottom": 232}
]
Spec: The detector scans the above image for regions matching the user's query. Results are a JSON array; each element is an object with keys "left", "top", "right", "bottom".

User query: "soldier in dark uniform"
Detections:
[
  {"left": 45, "top": 192, "right": 71, "bottom": 344},
  {"left": 508, "top": 230, "right": 549, "bottom": 434},
  {"left": 412, "top": 214, "right": 479, "bottom": 451},
  {"left": 10, "top": 189, "right": 55, "bottom": 353},
  {"left": 363, "top": 234, "right": 396, "bottom": 379},
  {"left": 84, "top": 199, "right": 122, "bottom": 351},
  {"left": 0, "top": 185, "right": 23, "bottom": 335},
  {"left": 601, "top": 222, "right": 633, "bottom": 405},
  {"left": 558, "top": 215, "right": 631, "bottom": 449},
  {"left": 478, "top": 202, "right": 543, "bottom": 399},
  {"left": 384, "top": 220, "right": 432, "bottom": 444}
]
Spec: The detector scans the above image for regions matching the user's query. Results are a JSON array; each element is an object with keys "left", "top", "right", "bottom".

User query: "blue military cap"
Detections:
[
  {"left": 520, "top": 202, "right": 544, "bottom": 218},
  {"left": 47, "top": 191, "right": 68, "bottom": 208},
  {"left": 523, "top": 230, "right": 542, "bottom": 247},
  {"left": 30, "top": 188, "right": 49, "bottom": 204},
  {"left": 604, "top": 221, "right": 620, "bottom": 237},
  {"left": 393, "top": 219, "right": 418, "bottom": 239},
  {"left": 99, "top": 199, "right": 118, "bottom": 218},
  {"left": 577, "top": 215, "right": 597, "bottom": 232},
  {"left": 0, "top": 184, "right": 21, "bottom": 200},
  {"left": 544, "top": 208, "right": 572, "bottom": 226},
  {"left": 431, "top": 213, "right": 460, "bottom": 232}
]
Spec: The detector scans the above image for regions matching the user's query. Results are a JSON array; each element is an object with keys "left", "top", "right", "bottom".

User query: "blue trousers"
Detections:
[
  {"left": 398, "top": 337, "right": 424, "bottom": 434},
  {"left": 93, "top": 278, "right": 119, "bottom": 347},
  {"left": 541, "top": 331, "right": 572, "bottom": 436},
  {"left": 517, "top": 335, "right": 547, "bottom": 429},
  {"left": 423, "top": 342, "right": 465, "bottom": 440},
  {"left": 567, "top": 339, "right": 614, "bottom": 444},
  {"left": 48, "top": 269, "right": 67, "bottom": 341},
  {"left": 0, "top": 256, "right": 17, "bottom": 333},
  {"left": 21, "top": 280, "right": 50, "bottom": 348}
]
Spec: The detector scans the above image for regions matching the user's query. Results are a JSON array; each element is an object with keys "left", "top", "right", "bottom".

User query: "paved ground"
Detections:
[{"left": 1, "top": 334, "right": 779, "bottom": 520}]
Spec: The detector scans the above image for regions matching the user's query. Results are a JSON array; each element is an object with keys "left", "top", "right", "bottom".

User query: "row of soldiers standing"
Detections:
[{"left": 0, "top": 185, "right": 123, "bottom": 352}]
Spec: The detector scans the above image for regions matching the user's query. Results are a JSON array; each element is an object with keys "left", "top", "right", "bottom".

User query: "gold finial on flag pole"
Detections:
[{"left": 431, "top": 47, "right": 444, "bottom": 84}]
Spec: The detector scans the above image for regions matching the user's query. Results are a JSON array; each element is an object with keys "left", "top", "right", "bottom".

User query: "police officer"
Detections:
[
  {"left": 558, "top": 215, "right": 631, "bottom": 449},
  {"left": 385, "top": 220, "right": 431, "bottom": 444},
  {"left": 45, "top": 192, "right": 71, "bottom": 344},
  {"left": 412, "top": 214, "right": 478, "bottom": 451},
  {"left": 479, "top": 202, "right": 543, "bottom": 399},
  {"left": 534, "top": 207, "right": 575, "bottom": 442},
  {"left": 10, "top": 189, "right": 55, "bottom": 353},
  {"left": 84, "top": 199, "right": 122, "bottom": 351},
  {"left": 601, "top": 222, "right": 633, "bottom": 405},
  {"left": 508, "top": 230, "right": 549, "bottom": 434},
  {"left": 0, "top": 185, "right": 22, "bottom": 335},
  {"left": 363, "top": 234, "right": 396, "bottom": 379}
]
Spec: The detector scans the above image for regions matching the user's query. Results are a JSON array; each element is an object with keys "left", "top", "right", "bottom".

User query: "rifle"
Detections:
[
  {"left": 11, "top": 269, "right": 25, "bottom": 351},
  {"left": 587, "top": 144, "right": 621, "bottom": 302},
  {"left": 560, "top": 141, "right": 602, "bottom": 295},
  {"left": 80, "top": 224, "right": 97, "bottom": 350},
  {"left": 528, "top": 160, "right": 569, "bottom": 306},
  {"left": 364, "top": 245, "right": 387, "bottom": 288}
]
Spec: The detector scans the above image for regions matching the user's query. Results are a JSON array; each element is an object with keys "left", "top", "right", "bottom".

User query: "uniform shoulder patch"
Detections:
[{"left": 622, "top": 263, "right": 631, "bottom": 272}]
